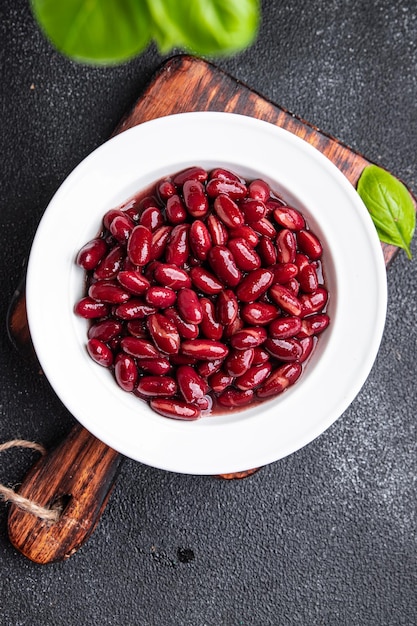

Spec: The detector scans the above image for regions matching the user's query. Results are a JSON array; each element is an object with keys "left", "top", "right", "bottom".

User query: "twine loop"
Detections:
[{"left": 0, "top": 439, "right": 60, "bottom": 522}]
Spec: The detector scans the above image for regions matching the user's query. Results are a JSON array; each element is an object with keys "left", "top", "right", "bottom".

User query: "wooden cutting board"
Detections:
[{"left": 7, "top": 54, "right": 415, "bottom": 565}]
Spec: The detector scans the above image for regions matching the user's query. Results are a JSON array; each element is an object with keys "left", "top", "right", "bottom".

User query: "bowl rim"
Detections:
[{"left": 26, "top": 112, "right": 387, "bottom": 474}]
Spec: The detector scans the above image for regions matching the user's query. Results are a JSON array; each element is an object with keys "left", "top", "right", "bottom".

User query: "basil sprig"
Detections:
[
  {"left": 357, "top": 165, "right": 415, "bottom": 259},
  {"left": 30, "top": 0, "right": 260, "bottom": 65}
]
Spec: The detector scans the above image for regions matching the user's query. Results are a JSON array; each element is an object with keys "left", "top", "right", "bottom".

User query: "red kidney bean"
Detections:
[
  {"left": 295, "top": 253, "right": 310, "bottom": 272},
  {"left": 264, "top": 337, "right": 303, "bottom": 361},
  {"left": 208, "top": 246, "right": 241, "bottom": 287},
  {"left": 214, "top": 194, "right": 244, "bottom": 229},
  {"left": 252, "top": 346, "right": 270, "bottom": 365},
  {"left": 229, "top": 225, "right": 259, "bottom": 248},
  {"left": 154, "top": 264, "right": 191, "bottom": 289},
  {"left": 241, "top": 302, "right": 279, "bottom": 326},
  {"left": 75, "top": 297, "right": 109, "bottom": 319},
  {"left": 298, "top": 314, "right": 330, "bottom": 337},
  {"left": 177, "top": 288, "right": 203, "bottom": 324},
  {"left": 251, "top": 217, "right": 276, "bottom": 238},
  {"left": 150, "top": 225, "right": 172, "bottom": 261},
  {"left": 165, "top": 194, "right": 187, "bottom": 224},
  {"left": 208, "top": 370, "right": 234, "bottom": 393},
  {"left": 76, "top": 238, "right": 108, "bottom": 270},
  {"left": 137, "top": 376, "right": 177, "bottom": 397},
  {"left": 235, "top": 268, "right": 274, "bottom": 302},
  {"left": 110, "top": 214, "right": 135, "bottom": 242},
  {"left": 121, "top": 336, "right": 160, "bottom": 359},
  {"left": 197, "top": 358, "right": 224, "bottom": 378},
  {"left": 165, "top": 224, "right": 190, "bottom": 266},
  {"left": 272, "top": 204, "right": 305, "bottom": 230},
  {"left": 297, "top": 229, "right": 323, "bottom": 260},
  {"left": 240, "top": 197, "right": 267, "bottom": 222},
  {"left": 271, "top": 262, "right": 298, "bottom": 285},
  {"left": 230, "top": 327, "right": 267, "bottom": 350},
  {"left": 286, "top": 278, "right": 300, "bottom": 296},
  {"left": 269, "top": 316, "right": 302, "bottom": 339},
  {"left": 140, "top": 206, "right": 164, "bottom": 231},
  {"left": 276, "top": 228, "right": 297, "bottom": 264},
  {"left": 93, "top": 244, "right": 125, "bottom": 280},
  {"left": 299, "top": 287, "right": 328, "bottom": 317},
  {"left": 206, "top": 214, "right": 229, "bottom": 246},
  {"left": 87, "top": 338, "right": 113, "bottom": 367},
  {"left": 190, "top": 266, "right": 224, "bottom": 295},
  {"left": 210, "top": 168, "right": 242, "bottom": 183},
  {"left": 257, "top": 236, "right": 277, "bottom": 266},
  {"left": 256, "top": 363, "right": 302, "bottom": 398},
  {"left": 103, "top": 208, "right": 127, "bottom": 230},
  {"left": 222, "top": 313, "right": 244, "bottom": 339},
  {"left": 235, "top": 362, "right": 272, "bottom": 391},
  {"left": 183, "top": 179, "right": 209, "bottom": 217},
  {"left": 298, "top": 264, "right": 319, "bottom": 293},
  {"left": 164, "top": 307, "right": 199, "bottom": 339},
  {"left": 150, "top": 398, "right": 201, "bottom": 420},
  {"left": 88, "top": 281, "right": 130, "bottom": 304},
  {"left": 189, "top": 220, "right": 212, "bottom": 260},
  {"left": 173, "top": 166, "right": 208, "bottom": 186},
  {"left": 138, "top": 357, "right": 172, "bottom": 375},
  {"left": 114, "top": 299, "right": 156, "bottom": 320},
  {"left": 216, "top": 388, "right": 254, "bottom": 407},
  {"left": 157, "top": 179, "right": 177, "bottom": 200},
  {"left": 145, "top": 286, "right": 176, "bottom": 308},
  {"left": 206, "top": 178, "right": 247, "bottom": 199},
  {"left": 224, "top": 347, "right": 254, "bottom": 377},
  {"left": 216, "top": 289, "right": 239, "bottom": 326},
  {"left": 117, "top": 270, "right": 150, "bottom": 295},
  {"left": 227, "top": 238, "right": 261, "bottom": 272},
  {"left": 248, "top": 179, "right": 270, "bottom": 202},
  {"left": 298, "top": 336, "right": 315, "bottom": 363},
  {"left": 88, "top": 319, "right": 123, "bottom": 342},
  {"left": 177, "top": 365, "right": 208, "bottom": 403},
  {"left": 181, "top": 339, "right": 229, "bottom": 360},
  {"left": 114, "top": 353, "right": 138, "bottom": 392},
  {"left": 200, "top": 298, "right": 223, "bottom": 341},
  {"left": 269, "top": 284, "right": 302, "bottom": 316},
  {"left": 127, "top": 225, "right": 152, "bottom": 266},
  {"left": 126, "top": 320, "right": 147, "bottom": 338},
  {"left": 147, "top": 313, "right": 180, "bottom": 354}
]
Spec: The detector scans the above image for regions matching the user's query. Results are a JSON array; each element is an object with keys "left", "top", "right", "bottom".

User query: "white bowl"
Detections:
[{"left": 26, "top": 112, "right": 387, "bottom": 475}]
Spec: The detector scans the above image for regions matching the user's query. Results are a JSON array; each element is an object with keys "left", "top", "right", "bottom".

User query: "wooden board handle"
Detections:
[{"left": 7, "top": 423, "right": 123, "bottom": 564}]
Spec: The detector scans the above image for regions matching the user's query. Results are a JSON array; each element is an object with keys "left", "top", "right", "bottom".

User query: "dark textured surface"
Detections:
[{"left": 0, "top": 1, "right": 416, "bottom": 624}]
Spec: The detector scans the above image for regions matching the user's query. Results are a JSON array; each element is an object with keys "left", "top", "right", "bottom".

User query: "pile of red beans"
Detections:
[{"left": 75, "top": 166, "right": 330, "bottom": 420}]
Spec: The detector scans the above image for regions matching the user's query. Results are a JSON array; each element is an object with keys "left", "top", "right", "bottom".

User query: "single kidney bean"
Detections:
[
  {"left": 298, "top": 264, "right": 319, "bottom": 293},
  {"left": 88, "top": 319, "right": 123, "bottom": 342},
  {"left": 146, "top": 286, "right": 176, "bottom": 309},
  {"left": 173, "top": 166, "right": 208, "bottom": 186},
  {"left": 177, "top": 365, "right": 208, "bottom": 403},
  {"left": 88, "top": 281, "right": 130, "bottom": 304},
  {"left": 150, "top": 225, "right": 172, "bottom": 261},
  {"left": 214, "top": 194, "right": 244, "bottom": 229},
  {"left": 235, "top": 362, "right": 272, "bottom": 391},
  {"left": 93, "top": 244, "right": 125, "bottom": 280},
  {"left": 216, "top": 289, "right": 239, "bottom": 326},
  {"left": 222, "top": 313, "right": 244, "bottom": 339},
  {"left": 235, "top": 268, "right": 274, "bottom": 302},
  {"left": 110, "top": 214, "right": 135, "bottom": 242},
  {"left": 256, "top": 363, "right": 302, "bottom": 398},
  {"left": 269, "top": 316, "right": 302, "bottom": 339},
  {"left": 295, "top": 253, "right": 310, "bottom": 272},
  {"left": 177, "top": 288, "right": 203, "bottom": 324},
  {"left": 241, "top": 302, "right": 279, "bottom": 326},
  {"left": 121, "top": 336, "right": 160, "bottom": 359},
  {"left": 189, "top": 220, "right": 212, "bottom": 260},
  {"left": 208, "top": 370, "right": 234, "bottom": 393},
  {"left": 230, "top": 327, "right": 267, "bottom": 350},
  {"left": 272, "top": 204, "right": 305, "bottom": 230},
  {"left": 76, "top": 238, "right": 108, "bottom": 270},
  {"left": 138, "top": 357, "right": 172, "bottom": 375},
  {"left": 127, "top": 225, "right": 152, "bottom": 266},
  {"left": 147, "top": 313, "right": 180, "bottom": 354},
  {"left": 298, "top": 313, "right": 330, "bottom": 337},
  {"left": 229, "top": 225, "right": 259, "bottom": 248},
  {"left": 103, "top": 208, "right": 125, "bottom": 230},
  {"left": 227, "top": 238, "right": 261, "bottom": 272},
  {"left": 206, "top": 214, "right": 229, "bottom": 246},
  {"left": 114, "top": 299, "right": 156, "bottom": 320},
  {"left": 190, "top": 266, "right": 224, "bottom": 295},
  {"left": 137, "top": 376, "right": 177, "bottom": 397},
  {"left": 269, "top": 284, "right": 302, "bottom": 316},
  {"left": 251, "top": 217, "right": 276, "bottom": 238},
  {"left": 216, "top": 388, "right": 254, "bottom": 408},
  {"left": 157, "top": 179, "right": 177, "bottom": 200},
  {"left": 114, "top": 353, "right": 138, "bottom": 392},
  {"left": 126, "top": 320, "right": 147, "bottom": 338},
  {"left": 299, "top": 287, "right": 328, "bottom": 317},
  {"left": 210, "top": 168, "right": 243, "bottom": 183},
  {"left": 140, "top": 206, "right": 164, "bottom": 231},
  {"left": 197, "top": 358, "right": 224, "bottom": 378},
  {"left": 183, "top": 179, "right": 209, "bottom": 218},
  {"left": 208, "top": 246, "right": 242, "bottom": 287},
  {"left": 252, "top": 346, "right": 270, "bottom": 365},
  {"left": 240, "top": 197, "right": 267, "bottom": 222},
  {"left": 297, "top": 229, "right": 323, "bottom": 260},
  {"left": 165, "top": 194, "right": 187, "bottom": 224},
  {"left": 285, "top": 278, "right": 300, "bottom": 296},
  {"left": 165, "top": 224, "right": 190, "bottom": 266},
  {"left": 74, "top": 297, "right": 109, "bottom": 319},
  {"left": 206, "top": 178, "right": 247, "bottom": 199},
  {"left": 248, "top": 179, "right": 270, "bottom": 202},
  {"left": 181, "top": 339, "right": 229, "bottom": 360},
  {"left": 257, "top": 236, "right": 277, "bottom": 266},
  {"left": 154, "top": 264, "right": 191, "bottom": 289},
  {"left": 276, "top": 228, "right": 297, "bottom": 264},
  {"left": 87, "top": 338, "right": 113, "bottom": 367},
  {"left": 224, "top": 347, "right": 254, "bottom": 377},
  {"left": 200, "top": 298, "right": 223, "bottom": 341},
  {"left": 150, "top": 398, "right": 201, "bottom": 421},
  {"left": 298, "top": 336, "right": 315, "bottom": 363},
  {"left": 264, "top": 337, "right": 303, "bottom": 361},
  {"left": 271, "top": 262, "right": 298, "bottom": 285},
  {"left": 117, "top": 270, "right": 150, "bottom": 295},
  {"left": 164, "top": 307, "right": 199, "bottom": 340}
]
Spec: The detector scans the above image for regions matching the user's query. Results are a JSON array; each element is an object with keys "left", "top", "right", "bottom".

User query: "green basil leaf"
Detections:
[
  {"left": 30, "top": 0, "right": 152, "bottom": 65},
  {"left": 147, "top": 0, "right": 260, "bottom": 56},
  {"left": 357, "top": 164, "right": 416, "bottom": 259}
]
